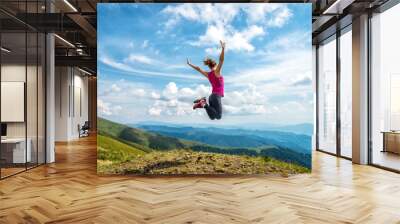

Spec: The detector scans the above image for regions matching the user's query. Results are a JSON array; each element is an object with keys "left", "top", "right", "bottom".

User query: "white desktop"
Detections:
[
  {"left": 0, "top": 81, "right": 31, "bottom": 164},
  {"left": 1, "top": 137, "right": 32, "bottom": 163}
]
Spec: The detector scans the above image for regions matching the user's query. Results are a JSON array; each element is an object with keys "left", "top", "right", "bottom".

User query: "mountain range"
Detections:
[
  {"left": 134, "top": 121, "right": 314, "bottom": 136},
  {"left": 136, "top": 125, "right": 311, "bottom": 154}
]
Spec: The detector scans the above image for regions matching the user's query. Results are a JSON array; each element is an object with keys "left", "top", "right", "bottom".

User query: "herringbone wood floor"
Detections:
[{"left": 1, "top": 136, "right": 400, "bottom": 224}]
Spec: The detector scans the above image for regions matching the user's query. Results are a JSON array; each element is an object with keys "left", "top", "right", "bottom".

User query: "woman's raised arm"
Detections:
[
  {"left": 215, "top": 40, "right": 225, "bottom": 76},
  {"left": 187, "top": 58, "right": 208, "bottom": 78}
]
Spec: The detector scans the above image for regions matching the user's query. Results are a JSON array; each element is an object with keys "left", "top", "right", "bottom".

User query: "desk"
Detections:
[
  {"left": 1, "top": 138, "right": 31, "bottom": 163},
  {"left": 382, "top": 131, "right": 400, "bottom": 154}
]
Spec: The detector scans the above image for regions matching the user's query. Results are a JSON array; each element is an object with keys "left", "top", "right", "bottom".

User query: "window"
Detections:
[
  {"left": 339, "top": 28, "right": 352, "bottom": 158},
  {"left": 370, "top": 3, "right": 400, "bottom": 171},
  {"left": 318, "top": 36, "right": 337, "bottom": 154}
]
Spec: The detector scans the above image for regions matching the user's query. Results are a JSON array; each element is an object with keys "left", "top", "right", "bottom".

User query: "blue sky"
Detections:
[{"left": 98, "top": 3, "right": 313, "bottom": 126}]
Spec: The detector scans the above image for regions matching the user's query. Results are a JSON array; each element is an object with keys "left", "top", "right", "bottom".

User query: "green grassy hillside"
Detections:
[
  {"left": 98, "top": 135, "right": 146, "bottom": 163},
  {"left": 98, "top": 118, "right": 186, "bottom": 151},
  {"left": 98, "top": 149, "right": 309, "bottom": 176}
]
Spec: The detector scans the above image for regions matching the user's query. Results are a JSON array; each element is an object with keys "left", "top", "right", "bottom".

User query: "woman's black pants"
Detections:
[{"left": 205, "top": 93, "right": 222, "bottom": 120}]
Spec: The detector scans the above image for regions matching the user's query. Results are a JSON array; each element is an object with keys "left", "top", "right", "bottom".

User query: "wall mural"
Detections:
[{"left": 97, "top": 3, "right": 313, "bottom": 175}]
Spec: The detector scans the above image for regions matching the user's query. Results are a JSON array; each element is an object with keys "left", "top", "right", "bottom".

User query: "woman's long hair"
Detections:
[{"left": 203, "top": 57, "right": 216, "bottom": 69}]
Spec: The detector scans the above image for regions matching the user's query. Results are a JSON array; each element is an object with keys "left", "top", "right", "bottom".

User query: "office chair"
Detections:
[{"left": 79, "top": 121, "right": 90, "bottom": 138}]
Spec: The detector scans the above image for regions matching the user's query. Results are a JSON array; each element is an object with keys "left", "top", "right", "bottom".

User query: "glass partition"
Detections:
[
  {"left": 339, "top": 28, "right": 352, "bottom": 158},
  {"left": 1, "top": 30, "right": 28, "bottom": 177},
  {"left": 317, "top": 36, "right": 337, "bottom": 154},
  {"left": 0, "top": 1, "right": 46, "bottom": 179},
  {"left": 371, "top": 4, "right": 400, "bottom": 171}
]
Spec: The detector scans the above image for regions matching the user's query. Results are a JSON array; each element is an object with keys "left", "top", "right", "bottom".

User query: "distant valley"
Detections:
[
  {"left": 134, "top": 121, "right": 314, "bottom": 136},
  {"left": 136, "top": 125, "right": 312, "bottom": 154}
]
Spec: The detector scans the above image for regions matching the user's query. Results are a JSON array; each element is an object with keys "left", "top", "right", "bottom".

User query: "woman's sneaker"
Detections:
[
  {"left": 193, "top": 97, "right": 206, "bottom": 104},
  {"left": 193, "top": 98, "right": 206, "bottom": 110}
]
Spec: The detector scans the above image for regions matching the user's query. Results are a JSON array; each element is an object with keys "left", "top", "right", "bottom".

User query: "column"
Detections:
[{"left": 352, "top": 14, "right": 369, "bottom": 164}]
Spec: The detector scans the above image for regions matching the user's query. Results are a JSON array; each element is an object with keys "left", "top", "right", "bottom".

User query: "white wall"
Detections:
[
  {"left": 72, "top": 73, "right": 89, "bottom": 138},
  {"left": 55, "top": 67, "right": 89, "bottom": 141},
  {"left": 1, "top": 65, "right": 41, "bottom": 137},
  {"left": 55, "top": 66, "right": 70, "bottom": 141}
]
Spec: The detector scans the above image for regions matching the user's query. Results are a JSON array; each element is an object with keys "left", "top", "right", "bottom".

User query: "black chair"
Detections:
[{"left": 79, "top": 121, "right": 90, "bottom": 138}]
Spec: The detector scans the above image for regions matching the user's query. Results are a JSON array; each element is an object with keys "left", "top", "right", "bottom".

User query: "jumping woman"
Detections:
[{"left": 187, "top": 40, "right": 225, "bottom": 120}]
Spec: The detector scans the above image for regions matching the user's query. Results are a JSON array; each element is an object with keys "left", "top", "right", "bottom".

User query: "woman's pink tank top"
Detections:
[{"left": 208, "top": 70, "right": 224, "bottom": 97}]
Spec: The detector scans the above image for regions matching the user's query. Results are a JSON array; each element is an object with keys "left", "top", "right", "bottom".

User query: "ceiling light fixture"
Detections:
[
  {"left": 322, "top": 0, "right": 355, "bottom": 15},
  {"left": 76, "top": 48, "right": 85, "bottom": 55},
  {"left": 78, "top": 67, "right": 93, "bottom": 76},
  {"left": 1, "top": 47, "right": 11, "bottom": 53},
  {"left": 54, "top": 34, "right": 75, "bottom": 48},
  {"left": 63, "top": 0, "right": 78, "bottom": 12}
]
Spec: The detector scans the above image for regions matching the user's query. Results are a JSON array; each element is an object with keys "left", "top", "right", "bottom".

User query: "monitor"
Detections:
[{"left": 1, "top": 123, "right": 7, "bottom": 137}]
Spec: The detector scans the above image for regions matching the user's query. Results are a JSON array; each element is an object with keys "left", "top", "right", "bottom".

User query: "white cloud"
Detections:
[
  {"left": 244, "top": 4, "right": 279, "bottom": 23},
  {"left": 162, "top": 3, "right": 292, "bottom": 28},
  {"left": 224, "top": 104, "right": 268, "bottom": 116},
  {"left": 100, "top": 55, "right": 132, "bottom": 71},
  {"left": 163, "top": 82, "right": 179, "bottom": 99},
  {"left": 162, "top": 4, "right": 199, "bottom": 24},
  {"left": 151, "top": 91, "right": 161, "bottom": 99},
  {"left": 291, "top": 76, "right": 312, "bottom": 87},
  {"left": 194, "top": 24, "right": 264, "bottom": 53},
  {"left": 98, "top": 79, "right": 153, "bottom": 102},
  {"left": 131, "top": 88, "right": 146, "bottom": 97},
  {"left": 193, "top": 24, "right": 225, "bottom": 47},
  {"left": 99, "top": 71, "right": 312, "bottom": 124},
  {"left": 148, "top": 107, "right": 162, "bottom": 116},
  {"left": 222, "top": 84, "right": 271, "bottom": 116},
  {"left": 243, "top": 4, "right": 292, "bottom": 27},
  {"left": 147, "top": 81, "right": 273, "bottom": 117},
  {"left": 101, "top": 83, "right": 122, "bottom": 96},
  {"left": 98, "top": 99, "right": 121, "bottom": 116},
  {"left": 267, "top": 7, "right": 292, "bottom": 27},
  {"left": 98, "top": 99, "right": 111, "bottom": 116},
  {"left": 225, "top": 84, "right": 266, "bottom": 106},
  {"left": 147, "top": 82, "right": 210, "bottom": 117},
  {"left": 148, "top": 98, "right": 193, "bottom": 117},
  {"left": 124, "top": 54, "right": 156, "bottom": 65},
  {"left": 162, "top": 4, "right": 239, "bottom": 28},
  {"left": 162, "top": 3, "right": 291, "bottom": 54},
  {"left": 242, "top": 25, "right": 265, "bottom": 40},
  {"left": 228, "top": 25, "right": 264, "bottom": 52},
  {"left": 111, "top": 84, "right": 121, "bottom": 92}
]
